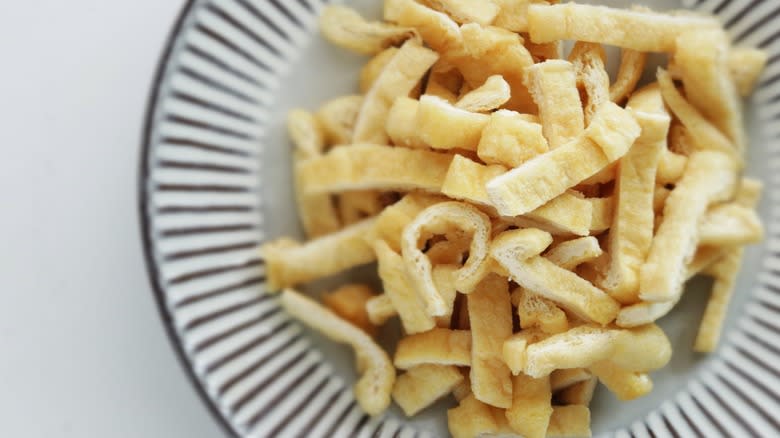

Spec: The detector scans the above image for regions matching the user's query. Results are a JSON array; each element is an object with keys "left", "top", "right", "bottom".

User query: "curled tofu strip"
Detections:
[
  {"left": 360, "top": 47, "right": 399, "bottom": 93},
  {"left": 353, "top": 39, "right": 438, "bottom": 144},
  {"left": 385, "top": 0, "right": 463, "bottom": 53},
  {"left": 557, "top": 376, "right": 598, "bottom": 406},
  {"left": 686, "top": 246, "right": 725, "bottom": 280},
  {"left": 589, "top": 360, "right": 653, "bottom": 401},
  {"left": 386, "top": 97, "right": 427, "bottom": 148},
  {"left": 422, "top": 0, "right": 500, "bottom": 25},
  {"left": 729, "top": 47, "right": 768, "bottom": 96},
  {"left": 365, "top": 294, "right": 396, "bottom": 325},
  {"left": 675, "top": 29, "right": 744, "bottom": 151},
  {"left": 287, "top": 110, "right": 341, "bottom": 238},
  {"left": 523, "top": 324, "right": 671, "bottom": 377},
  {"left": 426, "top": 61, "right": 463, "bottom": 102},
  {"left": 298, "top": 144, "right": 454, "bottom": 194},
  {"left": 320, "top": 5, "right": 417, "bottom": 55},
  {"left": 394, "top": 328, "right": 472, "bottom": 369},
  {"left": 402, "top": 202, "right": 492, "bottom": 313},
  {"left": 695, "top": 179, "right": 763, "bottom": 352},
  {"left": 527, "top": 3, "right": 719, "bottom": 52},
  {"left": 317, "top": 95, "right": 363, "bottom": 145},
  {"left": 550, "top": 368, "right": 592, "bottom": 392},
  {"left": 469, "top": 274, "right": 513, "bottom": 408},
  {"left": 505, "top": 374, "right": 553, "bottom": 438},
  {"left": 478, "top": 109, "right": 549, "bottom": 167},
  {"left": 393, "top": 364, "right": 464, "bottom": 416},
  {"left": 569, "top": 42, "right": 610, "bottom": 124},
  {"left": 416, "top": 95, "right": 490, "bottom": 150},
  {"left": 698, "top": 203, "right": 764, "bottom": 246},
  {"left": 601, "top": 84, "right": 671, "bottom": 304},
  {"left": 546, "top": 405, "right": 592, "bottom": 438},
  {"left": 544, "top": 236, "right": 603, "bottom": 271},
  {"left": 657, "top": 68, "right": 740, "bottom": 163},
  {"left": 374, "top": 240, "right": 436, "bottom": 334},
  {"left": 457, "top": 23, "right": 537, "bottom": 113},
  {"left": 370, "top": 192, "right": 446, "bottom": 252},
  {"left": 639, "top": 151, "right": 738, "bottom": 303},
  {"left": 611, "top": 49, "right": 647, "bottom": 103},
  {"left": 262, "top": 219, "right": 376, "bottom": 290},
  {"left": 455, "top": 74, "right": 511, "bottom": 112},
  {"left": 525, "top": 60, "right": 584, "bottom": 149},
  {"left": 280, "top": 289, "right": 395, "bottom": 416},
  {"left": 487, "top": 102, "right": 641, "bottom": 216},
  {"left": 587, "top": 196, "right": 614, "bottom": 234}
]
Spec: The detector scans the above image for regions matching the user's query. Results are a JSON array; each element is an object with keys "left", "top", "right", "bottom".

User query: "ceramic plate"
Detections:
[{"left": 140, "top": 0, "right": 780, "bottom": 436}]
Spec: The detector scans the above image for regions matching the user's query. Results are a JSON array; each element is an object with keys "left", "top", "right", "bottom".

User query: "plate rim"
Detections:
[{"left": 138, "top": 0, "right": 240, "bottom": 436}]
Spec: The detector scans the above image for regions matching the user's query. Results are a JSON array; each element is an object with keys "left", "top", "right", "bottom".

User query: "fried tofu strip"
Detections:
[
  {"left": 729, "top": 47, "right": 768, "bottom": 96},
  {"left": 557, "top": 376, "right": 598, "bottom": 406},
  {"left": 601, "top": 84, "right": 671, "bottom": 304},
  {"left": 675, "top": 29, "right": 744, "bottom": 151},
  {"left": 370, "top": 192, "right": 446, "bottom": 252},
  {"left": 698, "top": 203, "right": 764, "bottom": 246},
  {"left": 487, "top": 102, "right": 641, "bottom": 216},
  {"left": 695, "top": 180, "right": 763, "bottom": 352},
  {"left": 360, "top": 47, "right": 400, "bottom": 93},
  {"left": 317, "top": 95, "right": 363, "bottom": 145},
  {"left": 522, "top": 324, "right": 671, "bottom": 377},
  {"left": 546, "top": 405, "right": 592, "bottom": 437},
  {"left": 416, "top": 95, "right": 490, "bottom": 150},
  {"left": 366, "top": 294, "right": 396, "bottom": 325},
  {"left": 550, "top": 368, "right": 592, "bottom": 392},
  {"left": 527, "top": 3, "right": 718, "bottom": 52},
  {"left": 280, "top": 289, "right": 395, "bottom": 416},
  {"left": 287, "top": 109, "right": 341, "bottom": 238},
  {"left": 299, "top": 144, "right": 454, "bottom": 194},
  {"left": 610, "top": 49, "right": 647, "bottom": 103},
  {"left": 589, "top": 360, "right": 653, "bottom": 401},
  {"left": 394, "top": 328, "right": 472, "bottom": 369},
  {"left": 516, "top": 288, "right": 569, "bottom": 334},
  {"left": 505, "top": 374, "right": 553, "bottom": 438},
  {"left": 525, "top": 60, "right": 584, "bottom": 148},
  {"left": 455, "top": 74, "right": 511, "bottom": 112},
  {"left": 422, "top": 0, "right": 501, "bottom": 26},
  {"left": 477, "top": 109, "right": 549, "bottom": 167},
  {"left": 544, "top": 236, "right": 603, "bottom": 271},
  {"left": 494, "top": 255, "right": 619, "bottom": 325},
  {"left": 323, "top": 284, "right": 377, "bottom": 336},
  {"left": 588, "top": 196, "right": 614, "bottom": 234},
  {"left": 639, "top": 151, "right": 737, "bottom": 303},
  {"left": 353, "top": 39, "right": 438, "bottom": 144},
  {"left": 657, "top": 68, "right": 740, "bottom": 163},
  {"left": 469, "top": 274, "right": 513, "bottom": 408},
  {"left": 320, "top": 5, "right": 417, "bottom": 55},
  {"left": 385, "top": 0, "right": 464, "bottom": 53},
  {"left": 569, "top": 42, "right": 610, "bottom": 124},
  {"left": 456, "top": 23, "right": 537, "bottom": 113},
  {"left": 262, "top": 219, "right": 377, "bottom": 290},
  {"left": 656, "top": 149, "right": 687, "bottom": 185},
  {"left": 392, "top": 364, "right": 464, "bottom": 416},
  {"left": 374, "top": 240, "right": 436, "bottom": 334},
  {"left": 492, "top": 0, "right": 554, "bottom": 33}
]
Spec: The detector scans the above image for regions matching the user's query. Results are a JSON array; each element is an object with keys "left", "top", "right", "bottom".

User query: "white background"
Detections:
[{"left": 0, "top": 1, "right": 225, "bottom": 436}]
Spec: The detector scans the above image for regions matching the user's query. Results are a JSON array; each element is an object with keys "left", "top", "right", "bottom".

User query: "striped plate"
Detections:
[{"left": 139, "top": 0, "right": 780, "bottom": 436}]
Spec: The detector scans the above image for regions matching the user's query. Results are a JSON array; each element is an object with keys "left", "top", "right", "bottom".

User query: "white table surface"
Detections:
[{"left": 0, "top": 2, "right": 225, "bottom": 436}]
